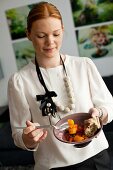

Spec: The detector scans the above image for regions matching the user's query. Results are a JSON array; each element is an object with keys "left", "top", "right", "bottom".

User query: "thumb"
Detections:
[
  {"left": 23, "top": 120, "right": 35, "bottom": 134},
  {"left": 26, "top": 120, "right": 35, "bottom": 128}
]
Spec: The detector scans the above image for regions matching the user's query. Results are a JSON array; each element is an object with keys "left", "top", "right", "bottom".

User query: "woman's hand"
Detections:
[
  {"left": 22, "top": 120, "right": 47, "bottom": 149},
  {"left": 89, "top": 107, "right": 101, "bottom": 117},
  {"left": 89, "top": 107, "right": 108, "bottom": 124}
]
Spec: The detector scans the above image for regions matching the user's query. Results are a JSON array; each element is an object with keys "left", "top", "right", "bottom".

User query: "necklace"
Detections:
[
  {"left": 35, "top": 55, "right": 75, "bottom": 117},
  {"left": 52, "top": 76, "right": 75, "bottom": 113},
  {"left": 52, "top": 56, "right": 75, "bottom": 113}
]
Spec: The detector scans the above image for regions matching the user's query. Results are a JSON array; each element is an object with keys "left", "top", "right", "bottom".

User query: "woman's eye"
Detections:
[
  {"left": 54, "top": 34, "right": 60, "bottom": 37},
  {"left": 37, "top": 35, "right": 45, "bottom": 38}
]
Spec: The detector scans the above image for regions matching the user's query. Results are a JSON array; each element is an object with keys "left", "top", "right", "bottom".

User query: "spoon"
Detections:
[{"left": 14, "top": 123, "right": 68, "bottom": 131}]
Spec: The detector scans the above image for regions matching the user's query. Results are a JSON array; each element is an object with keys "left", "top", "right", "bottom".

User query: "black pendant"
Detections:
[{"left": 36, "top": 91, "right": 57, "bottom": 117}]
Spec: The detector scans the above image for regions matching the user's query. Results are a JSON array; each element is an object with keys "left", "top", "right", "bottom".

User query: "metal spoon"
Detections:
[{"left": 14, "top": 123, "right": 68, "bottom": 131}]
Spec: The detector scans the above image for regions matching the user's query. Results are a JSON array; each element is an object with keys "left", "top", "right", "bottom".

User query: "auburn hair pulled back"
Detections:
[{"left": 27, "top": 1, "right": 63, "bottom": 32}]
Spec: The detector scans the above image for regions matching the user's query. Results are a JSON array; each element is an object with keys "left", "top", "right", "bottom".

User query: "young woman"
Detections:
[{"left": 8, "top": 2, "right": 113, "bottom": 170}]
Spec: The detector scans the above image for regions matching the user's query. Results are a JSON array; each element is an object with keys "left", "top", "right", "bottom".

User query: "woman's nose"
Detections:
[{"left": 46, "top": 35, "right": 54, "bottom": 45}]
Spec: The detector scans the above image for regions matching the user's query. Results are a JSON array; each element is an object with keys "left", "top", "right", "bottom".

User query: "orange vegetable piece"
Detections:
[
  {"left": 69, "top": 128, "right": 76, "bottom": 134},
  {"left": 74, "top": 135, "right": 84, "bottom": 142},
  {"left": 68, "top": 119, "right": 74, "bottom": 128},
  {"left": 68, "top": 124, "right": 78, "bottom": 135}
]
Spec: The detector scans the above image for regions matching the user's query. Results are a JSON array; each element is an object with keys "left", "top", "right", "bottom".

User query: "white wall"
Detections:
[{"left": 0, "top": 0, "right": 113, "bottom": 106}]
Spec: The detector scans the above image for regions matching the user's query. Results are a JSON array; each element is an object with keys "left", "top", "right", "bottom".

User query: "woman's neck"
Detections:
[{"left": 35, "top": 54, "right": 65, "bottom": 68}]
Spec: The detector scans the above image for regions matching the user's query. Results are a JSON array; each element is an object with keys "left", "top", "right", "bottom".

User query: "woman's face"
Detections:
[{"left": 27, "top": 17, "right": 64, "bottom": 59}]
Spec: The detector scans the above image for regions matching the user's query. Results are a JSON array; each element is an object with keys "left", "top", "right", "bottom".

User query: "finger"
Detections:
[
  {"left": 34, "top": 131, "right": 48, "bottom": 143},
  {"left": 26, "top": 120, "right": 36, "bottom": 127},
  {"left": 31, "top": 131, "right": 44, "bottom": 142},
  {"left": 39, "top": 131, "right": 48, "bottom": 141},
  {"left": 23, "top": 121, "right": 35, "bottom": 134},
  {"left": 28, "top": 128, "right": 44, "bottom": 138},
  {"left": 89, "top": 108, "right": 93, "bottom": 113},
  {"left": 23, "top": 127, "right": 33, "bottom": 135},
  {"left": 91, "top": 108, "right": 100, "bottom": 117},
  {"left": 26, "top": 120, "right": 41, "bottom": 131},
  {"left": 89, "top": 108, "right": 97, "bottom": 114}
]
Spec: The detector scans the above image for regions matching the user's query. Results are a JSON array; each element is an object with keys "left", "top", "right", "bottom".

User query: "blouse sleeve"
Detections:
[
  {"left": 7, "top": 73, "right": 34, "bottom": 150},
  {"left": 85, "top": 57, "right": 113, "bottom": 123}
]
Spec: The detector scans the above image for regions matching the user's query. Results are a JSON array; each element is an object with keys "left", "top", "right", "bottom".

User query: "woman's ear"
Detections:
[{"left": 26, "top": 29, "right": 32, "bottom": 41}]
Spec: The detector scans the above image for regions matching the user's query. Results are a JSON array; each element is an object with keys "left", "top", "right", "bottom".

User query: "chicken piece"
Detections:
[{"left": 84, "top": 116, "right": 101, "bottom": 137}]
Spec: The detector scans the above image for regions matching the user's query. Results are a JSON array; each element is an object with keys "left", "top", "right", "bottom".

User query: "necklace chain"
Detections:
[
  {"left": 55, "top": 55, "right": 75, "bottom": 113},
  {"left": 52, "top": 75, "right": 75, "bottom": 113}
]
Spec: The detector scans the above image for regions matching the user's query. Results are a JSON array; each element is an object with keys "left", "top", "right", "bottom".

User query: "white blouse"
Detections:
[{"left": 8, "top": 55, "right": 113, "bottom": 170}]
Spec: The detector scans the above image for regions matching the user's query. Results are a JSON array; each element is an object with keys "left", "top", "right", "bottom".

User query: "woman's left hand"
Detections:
[
  {"left": 89, "top": 107, "right": 108, "bottom": 124},
  {"left": 89, "top": 107, "right": 101, "bottom": 118}
]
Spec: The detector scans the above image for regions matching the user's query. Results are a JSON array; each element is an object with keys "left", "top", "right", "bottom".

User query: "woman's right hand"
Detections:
[{"left": 22, "top": 120, "right": 47, "bottom": 149}]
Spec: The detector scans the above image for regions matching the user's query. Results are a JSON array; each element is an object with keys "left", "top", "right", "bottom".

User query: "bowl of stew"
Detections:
[{"left": 53, "top": 113, "right": 102, "bottom": 148}]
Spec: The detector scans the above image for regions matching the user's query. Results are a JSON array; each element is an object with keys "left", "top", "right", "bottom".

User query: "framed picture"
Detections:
[
  {"left": 5, "top": 3, "right": 36, "bottom": 70},
  {"left": 76, "top": 23, "right": 113, "bottom": 59},
  {"left": 70, "top": 0, "right": 113, "bottom": 59},
  {"left": 13, "top": 39, "right": 34, "bottom": 69},
  {"left": 70, "top": 0, "right": 113, "bottom": 28}
]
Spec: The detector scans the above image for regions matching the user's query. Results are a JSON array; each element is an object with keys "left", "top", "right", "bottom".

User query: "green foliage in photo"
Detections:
[
  {"left": 70, "top": 0, "right": 113, "bottom": 27},
  {"left": 6, "top": 6, "right": 30, "bottom": 40}
]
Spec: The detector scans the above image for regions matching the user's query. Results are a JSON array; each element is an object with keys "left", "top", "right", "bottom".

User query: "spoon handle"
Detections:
[{"left": 14, "top": 124, "right": 52, "bottom": 129}]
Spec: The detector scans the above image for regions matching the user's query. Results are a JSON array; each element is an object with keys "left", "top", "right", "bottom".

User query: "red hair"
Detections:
[{"left": 27, "top": 1, "right": 63, "bottom": 32}]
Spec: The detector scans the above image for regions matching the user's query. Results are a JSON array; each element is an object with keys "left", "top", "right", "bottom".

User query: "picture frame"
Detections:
[
  {"left": 5, "top": 4, "right": 35, "bottom": 70},
  {"left": 70, "top": 0, "right": 113, "bottom": 59}
]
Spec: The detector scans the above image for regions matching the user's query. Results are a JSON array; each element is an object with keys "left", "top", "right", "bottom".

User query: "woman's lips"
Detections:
[{"left": 44, "top": 48, "right": 55, "bottom": 53}]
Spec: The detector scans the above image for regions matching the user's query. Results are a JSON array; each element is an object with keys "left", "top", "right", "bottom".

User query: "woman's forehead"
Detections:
[{"left": 31, "top": 17, "right": 62, "bottom": 32}]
